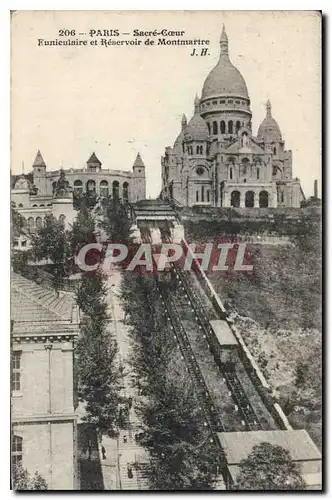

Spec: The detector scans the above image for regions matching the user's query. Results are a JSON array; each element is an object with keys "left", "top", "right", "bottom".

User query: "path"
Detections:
[{"left": 99, "top": 267, "right": 149, "bottom": 490}]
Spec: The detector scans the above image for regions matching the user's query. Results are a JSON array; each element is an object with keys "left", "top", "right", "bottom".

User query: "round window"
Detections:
[{"left": 196, "top": 167, "right": 204, "bottom": 176}]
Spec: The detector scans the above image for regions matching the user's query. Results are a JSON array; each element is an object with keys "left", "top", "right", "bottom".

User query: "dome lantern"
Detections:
[{"left": 201, "top": 26, "right": 249, "bottom": 101}]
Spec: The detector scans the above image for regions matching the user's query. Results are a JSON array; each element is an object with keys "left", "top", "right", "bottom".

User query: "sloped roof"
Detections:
[
  {"left": 87, "top": 152, "right": 102, "bottom": 165},
  {"left": 209, "top": 320, "right": 238, "bottom": 346},
  {"left": 33, "top": 150, "right": 46, "bottom": 167},
  {"left": 226, "top": 138, "right": 265, "bottom": 155},
  {"left": 218, "top": 430, "right": 321, "bottom": 465},
  {"left": 11, "top": 273, "right": 77, "bottom": 325},
  {"left": 133, "top": 152, "right": 145, "bottom": 168}
]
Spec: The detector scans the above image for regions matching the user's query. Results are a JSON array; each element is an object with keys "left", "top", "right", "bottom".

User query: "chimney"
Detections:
[{"left": 314, "top": 179, "right": 318, "bottom": 198}]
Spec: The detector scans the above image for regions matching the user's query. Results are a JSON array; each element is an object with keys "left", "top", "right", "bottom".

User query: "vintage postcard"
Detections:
[{"left": 10, "top": 10, "right": 322, "bottom": 491}]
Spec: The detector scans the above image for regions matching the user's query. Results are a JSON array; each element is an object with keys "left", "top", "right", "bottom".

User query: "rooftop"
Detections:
[
  {"left": 11, "top": 273, "right": 79, "bottom": 330},
  {"left": 209, "top": 319, "right": 238, "bottom": 346},
  {"left": 218, "top": 429, "right": 322, "bottom": 465}
]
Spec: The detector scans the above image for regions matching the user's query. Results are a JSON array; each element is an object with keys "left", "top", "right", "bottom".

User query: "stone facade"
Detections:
[
  {"left": 161, "top": 26, "right": 304, "bottom": 209},
  {"left": 11, "top": 273, "right": 80, "bottom": 490},
  {"left": 11, "top": 150, "right": 146, "bottom": 230}
]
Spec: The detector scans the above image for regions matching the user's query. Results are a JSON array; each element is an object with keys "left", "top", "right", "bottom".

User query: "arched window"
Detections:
[
  {"left": 196, "top": 145, "right": 200, "bottom": 155},
  {"left": 86, "top": 179, "right": 96, "bottom": 193},
  {"left": 112, "top": 181, "right": 119, "bottom": 200},
  {"left": 259, "top": 191, "right": 269, "bottom": 208},
  {"left": 201, "top": 186, "right": 205, "bottom": 202},
  {"left": 207, "top": 190, "right": 210, "bottom": 203},
  {"left": 100, "top": 180, "right": 109, "bottom": 198},
  {"left": 18, "top": 203, "right": 23, "bottom": 208},
  {"left": 123, "top": 182, "right": 129, "bottom": 203},
  {"left": 236, "top": 120, "right": 241, "bottom": 132},
  {"left": 228, "top": 121, "right": 233, "bottom": 134},
  {"left": 12, "top": 435, "right": 23, "bottom": 466},
  {"left": 196, "top": 190, "right": 199, "bottom": 202},
  {"left": 40, "top": 204, "right": 44, "bottom": 207},
  {"left": 245, "top": 191, "right": 255, "bottom": 208},
  {"left": 36, "top": 217, "right": 42, "bottom": 229},
  {"left": 220, "top": 184, "right": 223, "bottom": 206},
  {"left": 231, "top": 190, "right": 240, "bottom": 208},
  {"left": 27, "top": 217, "right": 34, "bottom": 232},
  {"left": 212, "top": 121, "right": 218, "bottom": 135},
  {"left": 32, "top": 204, "right": 37, "bottom": 208},
  {"left": 281, "top": 192, "right": 284, "bottom": 203},
  {"left": 207, "top": 123, "right": 211, "bottom": 135},
  {"left": 220, "top": 121, "right": 226, "bottom": 134},
  {"left": 52, "top": 181, "right": 57, "bottom": 195},
  {"left": 257, "top": 167, "right": 260, "bottom": 180},
  {"left": 242, "top": 158, "right": 249, "bottom": 175},
  {"left": 74, "top": 179, "right": 83, "bottom": 195},
  {"left": 229, "top": 166, "right": 233, "bottom": 180},
  {"left": 59, "top": 214, "right": 66, "bottom": 225}
]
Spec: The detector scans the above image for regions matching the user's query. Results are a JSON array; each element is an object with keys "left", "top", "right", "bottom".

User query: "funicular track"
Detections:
[
  {"left": 140, "top": 225, "right": 261, "bottom": 433},
  {"left": 169, "top": 261, "right": 261, "bottom": 431}
]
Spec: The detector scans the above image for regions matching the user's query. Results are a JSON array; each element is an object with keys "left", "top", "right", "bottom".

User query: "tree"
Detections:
[
  {"left": 12, "top": 464, "right": 47, "bottom": 490},
  {"left": 31, "top": 215, "right": 70, "bottom": 286},
  {"left": 76, "top": 318, "right": 122, "bottom": 433},
  {"left": 99, "top": 195, "right": 131, "bottom": 244},
  {"left": 69, "top": 208, "right": 96, "bottom": 255},
  {"left": 235, "top": 442, "right": 306, "bottom": 490}
]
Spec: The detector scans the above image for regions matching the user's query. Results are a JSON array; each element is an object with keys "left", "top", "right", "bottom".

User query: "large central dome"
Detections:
[{"left": 201, "top": 26, "right": 249, "bottom": 100}]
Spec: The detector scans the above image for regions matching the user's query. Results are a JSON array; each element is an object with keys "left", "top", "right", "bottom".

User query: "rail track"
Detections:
[{"left": 139, "top": 227, "right": 261, "bottom": 434}]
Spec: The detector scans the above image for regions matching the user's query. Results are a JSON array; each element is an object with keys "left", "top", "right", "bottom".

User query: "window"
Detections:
[
  {"left": 196, "top": 190, "right": 199, "bottom": 202},
  {"left": 18, "top": 204, "right": 23, "bottom": 208},
  {"left": 257, "top": 167, "right": 260, "bottom": 180},
  {"left": 220, "top": 99, "right": 226, "bottom": 104},
  {"left": 201, "top": 185, "right": 205, "bottom": 202},
  {"left": 100, "top": 180, "right": 109, "bottom": 198},
  {"left": 13, "top": 241, "right": 19, "bottom": 247},
  {"left": 212, "top": 100, "right": 217, "bottom": 105},
  {"left": 229, "top": 100, "right": 233, "bottom": 104},
  {"left": 207, "top": 123, "right": 211, "bottom": 135},
  {"left": 21, "top": 241, "right": 27, "bottom": 247},
  {"left": 220, "top": 121, "right": 226, "bottom": 134},
  {"left": 196, "top": 167, "right": 204, "bottom": 176},
  {"left": 229, "top": 166, "right": 233, "bottom": 180},
  {"left": 236, "top": 121, "right": 241, "bottom": 132},
  {"left": 228, "top": 121, "right": 233, "bottom": 134},
  {"left": 207, "top": 190, "right": 210, "bottom": 203},
  {"left": 212, "top": 121, "right": 218, "bottom": 135},
  {"left": 196, "top": 145, "right": 200, "bottom": 155},
  {"left": 74, "top": 180, "right": 83, "bottom": 194},
  {"left": 12, "top": 351, "right": 21, "bottom": 392},
  {"left": 123, "top": 182, "right": 129, "bottom": 203},
  {"left": 273, "top": 166, "right": 277, "bottom": 176},
  {"left": 36, "top": 217, "right": 42, "bottom": 229},
  {"left": 12, "top": 435, "right": 23, "bottom": 466},
  {"left": 281, "top": 192, "right": 284, "bottom": 203},
  {"left": 273, "top": 147, "right": 277, "bottom": 155},
  {"left": 112, "top": 181, "right": 119, "bottom": 199}
]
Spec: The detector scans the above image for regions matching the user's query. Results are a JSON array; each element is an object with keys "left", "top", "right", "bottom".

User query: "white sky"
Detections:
[{"left": 11, "top": 10, "right": 321, "bottom": 198}]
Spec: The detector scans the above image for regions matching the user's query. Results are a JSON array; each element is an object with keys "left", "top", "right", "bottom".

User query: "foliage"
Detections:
[
  {"left": 121, "top": 271, "right": 218, "bottom": 490},
  {"left": 11, "top": 208, "right": 26, "bottom": 238},
  {"left": 235, "top": 442, "right": 306, "bottom": 491},
  {"left": 99, "top": 195, "right": 131, "bottom": 244},
  {"left": 69, "top": 208, "right": 96, "bottom": 255},
  {"left": 12, "top": 464, "right": 47, "bottom": 490},
  {"left": 73, "top": 191, "right": 98, "bottom": 211},
  {"left": 75, "top": 268, "right": 121, "bottom": 434},
  {"left": 30, "top": 215, "right": 70, "bottom": 285},
  {"left": 76, "top": 315, "right": 121, "bottom": 433}
]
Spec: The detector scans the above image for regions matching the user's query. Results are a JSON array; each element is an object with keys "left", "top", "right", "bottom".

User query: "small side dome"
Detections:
[
  {"left": 13, "top": 175, "right": 30, "bottom": 192},
  {"left": 184, "top": 97, "right": 209, "bottom": 142},
  {"left": 257, "top": 100, "right": 282, "bottom": 142}
]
